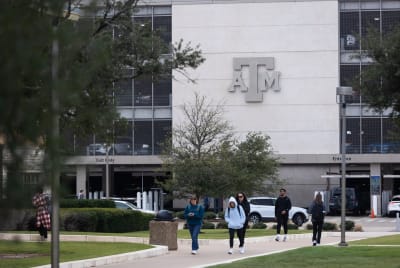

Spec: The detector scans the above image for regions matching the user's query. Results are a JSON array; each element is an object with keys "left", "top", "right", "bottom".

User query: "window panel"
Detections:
[
  {"left": 382, "top": 10, "right": 400, "bottom": 36},
  {"left": 154, "top": 16, "right": 171, "bottom": 44},
  {"left": 362, "top": 117, "right": 382, "bottom": 153},
  {"left": 154, "top": 120, "right": 171, "bottom": 154},
  {"left": 154, "top": 77, "right": 171, "bottom": 106},
  {"left": 361, "top": 11, "right": 380, "bottom": 42},
  {"left": 115, "top": 78, "right": 132, "bottom": 106},
  {"left": 346, "top": 118, "right": 361, "bottom": 153},
  {"left": 340, "top": 11, "right": 360, "bottom": 51},
  {"left": 134, "top": 76, "right": 152, "bottom": 106},
  {"left": 134, "top": 121, "right": 152, "bottom": 155}
]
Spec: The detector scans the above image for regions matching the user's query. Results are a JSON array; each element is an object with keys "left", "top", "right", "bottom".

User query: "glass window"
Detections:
[
  {"left": 154, "top": 16, "right": 171, "bottom": 44},
  {"left": 340, "top": 64, "right": 361, "bottom": 103},
  {"left": 346, "top": 118, "right": 361, "bottom": 153},
  {"left": 154, "top": 120, "right": 171, "bottom": 154},
  {"left": 340, "top": 11, "right": 360, "bottom": 51},
  {"left": 111, "top": 121, "right": 133, "bottom": 156},
  {"left": 134, "top": 76, "right": 152, "bottom": 106},
  {"left": 362, "top": 118, "right": 382, "bottom": 153},
  {"left": 383, "top": 118, "right": 400, "bottom": 153},
  {"left": 382, "top": 10, "right": 400, "bottom": 36},
  {"left": 154, "top": 77, "right": 171, "bottom": 106},
  {"left": 115, "top": 78, "right": 132, "bottom": 106},
  {"left": 361, "top": 11, "right": 381, "bottom": 42},
  {"left": 134, "top": 121, "right": 152, "bottom": 155}
]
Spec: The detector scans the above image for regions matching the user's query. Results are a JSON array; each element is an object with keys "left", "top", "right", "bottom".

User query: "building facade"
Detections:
[{"left": 5, "top": 0, "right": 400, "bottom": 214}]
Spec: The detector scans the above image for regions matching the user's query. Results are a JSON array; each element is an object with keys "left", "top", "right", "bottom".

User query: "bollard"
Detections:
[{"left": 396, "top": 212, "right": 400, "bottom": 232}]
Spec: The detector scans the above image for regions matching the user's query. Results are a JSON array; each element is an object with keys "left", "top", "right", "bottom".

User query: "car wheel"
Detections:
[
  {"left": 292, "top": 213, "right": 305, "bottom": 226},
  {"left": 249, "top": 213, "right": 261, "bottom": 224}
]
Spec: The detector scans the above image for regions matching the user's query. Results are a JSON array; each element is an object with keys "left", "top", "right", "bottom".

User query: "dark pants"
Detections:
[
  {"left": 242, "top": 219, "right": 249, "bottom": 238},
  {"left": 276, "top": 213, "right": 289, "bottom": 234},
  {"left": 228, "top": 228, "right": 244, "bottom": 248},
  {"left": 38, "top": 223, "right": 48, "bottom": 239},
  {"left": 312, "top": 220, "right": 323, "bottom": 243}
]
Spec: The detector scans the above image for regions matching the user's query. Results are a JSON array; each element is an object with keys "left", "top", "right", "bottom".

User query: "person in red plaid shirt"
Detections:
[{"left": 32, "top": 187, "right": 51, "bottom": 241}]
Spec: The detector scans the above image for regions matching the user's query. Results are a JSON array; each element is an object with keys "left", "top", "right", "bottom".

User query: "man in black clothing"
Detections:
[{"left": 274, "top": 188, "right": 292, "bottom": 242}]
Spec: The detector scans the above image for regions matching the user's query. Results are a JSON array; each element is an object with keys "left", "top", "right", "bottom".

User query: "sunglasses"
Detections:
[{"left": 238, "top": 195, "right": 244, "bottom": 198}]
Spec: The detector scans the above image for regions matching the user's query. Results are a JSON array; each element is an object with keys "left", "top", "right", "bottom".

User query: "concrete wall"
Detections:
[{"left": 172, "top": 1, "right": 339, "bottom": 154}]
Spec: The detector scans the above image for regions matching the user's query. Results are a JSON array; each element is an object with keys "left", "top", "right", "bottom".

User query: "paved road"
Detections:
[{"left": 323, "top": 216, "right": 400, "bottom": 232}]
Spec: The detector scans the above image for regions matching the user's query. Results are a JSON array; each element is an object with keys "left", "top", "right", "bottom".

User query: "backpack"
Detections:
[{"left": 228, "top": 205, "right": 241, "bottom": 217}]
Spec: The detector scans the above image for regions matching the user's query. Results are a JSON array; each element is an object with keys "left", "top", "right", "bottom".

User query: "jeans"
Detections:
[{"left": 188, "top": 224, "right": 201, "bottom": 250}]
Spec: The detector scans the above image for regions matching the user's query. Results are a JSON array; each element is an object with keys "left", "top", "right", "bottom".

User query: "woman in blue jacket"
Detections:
[
  {"left": 225, "top": 196, "right": 246, "bottom": 254},
  {"left": 184, "top": 195, "right": 205, "bottom": 255}
]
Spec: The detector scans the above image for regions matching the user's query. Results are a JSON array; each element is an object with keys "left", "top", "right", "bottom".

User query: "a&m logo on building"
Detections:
[{"left": 229, "top": 57, "right": 280, "bottom": 103}]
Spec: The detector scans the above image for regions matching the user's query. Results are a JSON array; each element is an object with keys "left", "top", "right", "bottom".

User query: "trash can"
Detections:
[{"left": 149, "top": 210, "right": 178, "bottom": 250}]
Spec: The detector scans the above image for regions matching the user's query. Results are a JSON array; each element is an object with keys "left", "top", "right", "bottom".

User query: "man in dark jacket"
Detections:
[{"left": 274, "top": 188, "right": 292, "bottom": 242}]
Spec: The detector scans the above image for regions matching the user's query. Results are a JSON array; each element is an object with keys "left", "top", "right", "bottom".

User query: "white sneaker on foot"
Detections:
[
  {"left": 239, "top": 247, "right": 245, "bottom": 254},
  {"left": 313, "top": 240, "right": 317, "bottom": 246},
  {"left": 275, "top": 235, "right": 280, "bottom": 242},
  {"left": 228, "top": 248, "right": 233, "bottom": 254},
  {"left": 283, "top": 235, "right": 287, "bottom": 242},
  {"left": 191, "top": 250, "right": 197, "bottom": 255}
]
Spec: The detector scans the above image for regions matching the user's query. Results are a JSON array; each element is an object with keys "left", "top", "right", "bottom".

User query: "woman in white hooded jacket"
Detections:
[{"left": 224, "top": 196, "right": 246, "bottom": 254}]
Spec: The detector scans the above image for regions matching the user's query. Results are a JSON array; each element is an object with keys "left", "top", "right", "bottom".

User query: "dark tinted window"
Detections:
[{"left": 250, "top": 198, "right": 274, "bottom": 206}]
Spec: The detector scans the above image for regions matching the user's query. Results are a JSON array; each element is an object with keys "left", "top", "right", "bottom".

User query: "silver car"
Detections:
[{"left": 248, "top": 196, "right": 309, "bottom": 226}]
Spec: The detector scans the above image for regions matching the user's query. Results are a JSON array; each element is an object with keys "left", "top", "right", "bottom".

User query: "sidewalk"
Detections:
[{"left": 2, "top": 230, "right": 397, "bottom": 268}]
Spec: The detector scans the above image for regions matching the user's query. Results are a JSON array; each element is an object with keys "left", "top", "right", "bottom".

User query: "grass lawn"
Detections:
[
  {"left": 53, "top": 228, "right": 310, "bottom": 239},
  {"left": 0, "top": 240, "right": 152, "bottom": 268},
  {"left": 209, "top": 234, "right": 400, "bottom": 268}
]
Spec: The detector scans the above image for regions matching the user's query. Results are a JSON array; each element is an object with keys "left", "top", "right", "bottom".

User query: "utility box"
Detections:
[{"left": 149, "top": 210, "right": 178, "bottom": 250}]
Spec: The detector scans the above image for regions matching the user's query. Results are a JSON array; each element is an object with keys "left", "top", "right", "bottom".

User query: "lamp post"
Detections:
[{"left": 336, "top": 86, "right": 353, "bottom": 247}]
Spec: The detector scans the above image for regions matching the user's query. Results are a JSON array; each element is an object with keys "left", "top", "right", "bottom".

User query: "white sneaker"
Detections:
[
  {"left": 228, "top": 248, "right": 233, "bottom": 254},
  {"left": 283, "top": 235, "right": 287, "bottom": 242},
  {"left": 275, "top": 235, "right": 280, "bottom": 242},
  {"left": 239, "top": 247, "right": 245, "bottom": 254},
  {"left": 313, "top": 240, "right": 317, "bottom": 246},
  {"left": 191, "top": 250, "right": 197, "bottom": 255}
]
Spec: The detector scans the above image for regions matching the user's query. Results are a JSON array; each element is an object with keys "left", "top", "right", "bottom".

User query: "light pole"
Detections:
[{"left": 336, "top": 86, "right": 353, "bottom": 247}]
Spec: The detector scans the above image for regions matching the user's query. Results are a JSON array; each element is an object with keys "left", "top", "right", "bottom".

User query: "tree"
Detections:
[
  {"left": 0, "top": 1, "right": 204, "bottom": 266},
  {"left": 161, "top": 94, "right": 281, "bottom": 199},
  {"left": 0, "top": 0, "right": 204, "bottom": 204},
  {"left": 161, "top": 93, "right": 233, "bottom": 198},
  {"left": 224, "top": 132, "right": 281, "bottom": 196},
  {"left": 358, "top": 25, "right": 400, "bottom": 117}
]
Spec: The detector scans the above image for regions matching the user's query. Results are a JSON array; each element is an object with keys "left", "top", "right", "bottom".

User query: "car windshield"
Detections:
[{"left": 392, "top": 197, "right": 400, "bottom": 202}]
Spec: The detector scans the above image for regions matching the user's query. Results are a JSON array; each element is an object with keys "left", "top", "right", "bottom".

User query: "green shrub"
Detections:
[
  {"left": 306, "top": 223, "right": 313, "bottom": 230},
  {"left": 216, "top": 221, "right": 228, "bottom": 229},
  {"left": 60, "top": 208, "right": 153, "bottom": 232},
  {"left": 202, "top": 221, "right": 215, "bottom": 229},
  {"left": 204, "top": 211, "right": 217, "bottom": 220},
  {"left": 340, "top": 220, "right": 355, "bottom": 231},
  {"left": 175, "top": 211, "right": 184, "bottom": 219},
  {"left": 323, "top": 222, "right": 337, "bottom": 231},
  {"left": 252, "top": 222, "right": 267, "bottom": 229}
]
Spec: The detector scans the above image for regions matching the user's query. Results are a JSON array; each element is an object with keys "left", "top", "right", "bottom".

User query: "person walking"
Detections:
[
  {"left": 32, "top": 186, "right": 51, "bottom": 241},
  {"left": 225, "top": 196, "right": 246, "bottom": 254},
  {"left": 275, "top": 188, "right": 291, "bottom": 242},
  {"left": 309, "top": 192, "right": 325, "bottom": 246},
  {"left": 184, "top": 195, "right": 205, "bottom": 255},
  {"left": 236, "top": 192, "right": 250, "bottom": 238}
]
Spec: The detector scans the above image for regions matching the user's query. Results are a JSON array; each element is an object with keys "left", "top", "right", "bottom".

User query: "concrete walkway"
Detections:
[{"left": 1, "top": 230, "right": 399, "bottom": 268}]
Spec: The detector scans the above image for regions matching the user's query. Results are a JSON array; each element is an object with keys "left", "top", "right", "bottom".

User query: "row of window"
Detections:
[{"left": 64, "top": 120, "right": 171, "bottom": 156}]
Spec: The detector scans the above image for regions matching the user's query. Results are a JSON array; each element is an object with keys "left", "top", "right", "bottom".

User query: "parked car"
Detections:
[
  {"left": 86, "top": 144, "right": 107, "bottom": 155},
  {"left": 328, "top": 187, "right": 367, "bottom": 215},
  {"left": 113, "top": 200, "right": 155, "bottom": 215},
  {"left": 248, "top": 196, "right": 309, "bottom": 226},
  {"left": 387, "top": 195, "right": 400, "bottom": 217}
]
